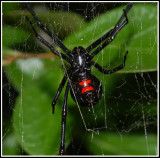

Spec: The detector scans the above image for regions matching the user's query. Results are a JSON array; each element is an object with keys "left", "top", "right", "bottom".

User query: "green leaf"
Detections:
[
  {"left": 2, "top": 133, "right": 21, "bottom": 155},
  {"left": 3, "top": 10, "right": 86, "bottom": 40},
  {"left": 3, "top": 26, "right": 28, "bottom": 48},
  {"left": 2, "top": 2, "right": 22, "bottom": 14},
  {"left": 63, "top": 3, "right": 157, "bottom": 73},
  {"left": 5, "top": 56, "right": 76, "bottom": 105},
  {"left": 13, "top": 84, "right": 75, "bottom": 155},
  {"left": 86, "top": 132, "right": 157, "bottom": 155},
  {"left": 126, "top": 4, "right": 157, "bottom": 72},
  {"left": 104, "top": 72, "right": 157, "bottom": 132},
  {"left": 5, "top": 58, "right": 61, "bottom": 91}
]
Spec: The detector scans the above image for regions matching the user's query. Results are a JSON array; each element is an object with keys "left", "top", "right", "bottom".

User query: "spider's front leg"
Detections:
[
  {"left": 87, "top": 2, "right": 134, "bottom": 60},
  {"left": 59, "top": 81, "right": 70, "bottom": 155},
  {"left": 91, "top": 51, "right": 128, "bottom": 74},
  {"left": 25, "top": 15, "right": 71, "bottom": 63},
  {"left": 25, "top": 3, "right": 72, "bottom": 57}
]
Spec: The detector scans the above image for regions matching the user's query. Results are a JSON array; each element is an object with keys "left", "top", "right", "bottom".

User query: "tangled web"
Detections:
[{"left": 2, "top": 2, "right": 157, "bottom": 155}]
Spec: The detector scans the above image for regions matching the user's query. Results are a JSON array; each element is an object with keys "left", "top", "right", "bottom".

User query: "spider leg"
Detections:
[
  {"left": 116, "top": 2, "right": 134, "bottom": 27},
  {"left": 59, "top": 81, "right": 70, "bottom": 155},
  {"left": 52, "top": 68, "right": 71, "bottom": 114},
  {"left": 25, "top": 3, "right": 73, "bottom": 57},
  {"left": 86, "top": 28, "right": 114, "bottom": 53},
  {"left": 91, "top": 51, "right": 128, "bottom": 74},
  {"left": 25, "top": 16, "right": 71, "bottom": 63},
  {"left": 87, "top": 3, "right": 133, "bottom": 60}
]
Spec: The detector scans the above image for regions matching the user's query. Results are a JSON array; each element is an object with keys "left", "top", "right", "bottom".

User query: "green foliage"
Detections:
[
  {"left": 63, "top": 4, "right": 157, "bottom": 73},
  {"left": 2, "top": 2, "right": 22, "bottom": 13},
  {"left": 3, "top": 2, "right": 157, "bottom": 156},
  {"left": 86, "top": 132, "right": 157, "bottom": 155},
  {"left": 3, "top": 26, "right": 28, "bottom": 48},
  {"left": 2, "top": 133, "right": 20, "bottom": 155},
  {"left": 13, "top": 84, "right": 75, "bottom": 155}
]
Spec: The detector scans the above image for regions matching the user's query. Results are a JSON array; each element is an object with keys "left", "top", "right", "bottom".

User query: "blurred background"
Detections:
[{"left": 2, "top": 2, "right": 158, "bottom": 156}]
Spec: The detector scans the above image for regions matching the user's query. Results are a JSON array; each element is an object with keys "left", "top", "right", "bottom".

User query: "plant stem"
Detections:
[{"left": 3, "top": 53, "right": 56, "bottom": 66}]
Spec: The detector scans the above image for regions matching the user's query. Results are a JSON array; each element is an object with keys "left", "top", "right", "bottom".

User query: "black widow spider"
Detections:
[{"left": 25, "top": 2, "right": 134, "bottom": 155}]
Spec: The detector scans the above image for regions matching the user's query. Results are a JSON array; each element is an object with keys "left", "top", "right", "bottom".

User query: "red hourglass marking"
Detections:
[{"left": 79, "top": 80, "right": 94, "bottom": 94}]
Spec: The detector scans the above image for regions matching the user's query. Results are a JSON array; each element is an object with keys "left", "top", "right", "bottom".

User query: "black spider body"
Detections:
[
  {"left": 69, "top": 46, "right": 102, "bottom": 106},
  {"left": 26, "top": 2, "right": 134, "bottom": 155}
]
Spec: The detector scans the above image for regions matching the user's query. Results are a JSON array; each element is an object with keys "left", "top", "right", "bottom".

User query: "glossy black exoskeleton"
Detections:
[
  {"left": 26, "top": 2, "right": 134, "bottom": 155},
  {"left": 70, "top": 47, "right": 103, "bottom": 106}
]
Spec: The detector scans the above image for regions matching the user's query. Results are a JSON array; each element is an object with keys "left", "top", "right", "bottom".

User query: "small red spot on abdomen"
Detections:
[
  {"left": 79, "top": 80, "right": 94, "bottom": 94},
  {"left": 79, "top": 80, "right": 91, "bottom": 86},
  {"left": 81, "top": 86, "right": 94, "bottom": 94}
]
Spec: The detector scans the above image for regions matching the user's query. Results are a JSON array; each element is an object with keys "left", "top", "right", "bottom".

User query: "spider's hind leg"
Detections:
[
  {"left": 52, "top": 69, "right": 71, "bottom": 114},
  {"left": 59, "top": 81, "right": 70, "bottom": 155}
]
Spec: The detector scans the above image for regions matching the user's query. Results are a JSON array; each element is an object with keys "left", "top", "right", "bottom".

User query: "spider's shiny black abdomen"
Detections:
[{"left": 70, "top": 73, "right": 102, "bottom": 106}]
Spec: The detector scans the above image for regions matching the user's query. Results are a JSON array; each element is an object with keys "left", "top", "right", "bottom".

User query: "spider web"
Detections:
[{"left": 2, "top": 2, "right": 158, "bottom": 156}]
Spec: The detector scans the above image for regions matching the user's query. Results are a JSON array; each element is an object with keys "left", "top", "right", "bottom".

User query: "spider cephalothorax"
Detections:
[
  {"left": 71, "top": 46, "right": 89, "bottom": 71},
  {"left": 26, "top": 2, "right": 134, "bottom": 155}
]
